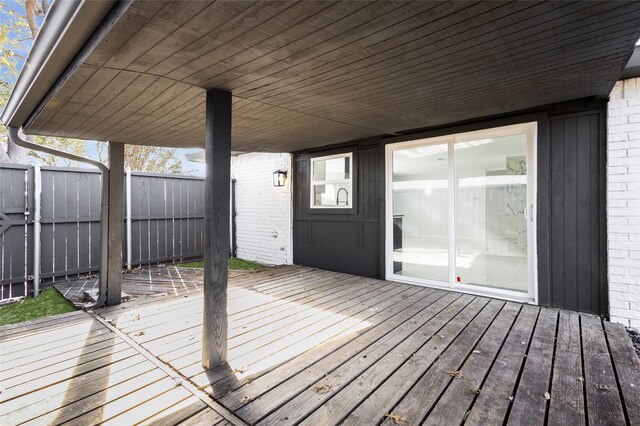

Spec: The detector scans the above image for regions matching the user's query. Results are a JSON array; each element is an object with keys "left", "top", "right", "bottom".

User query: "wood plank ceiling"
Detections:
[{"left": 25, "top": 1, "right": 640, "bottom": 152}]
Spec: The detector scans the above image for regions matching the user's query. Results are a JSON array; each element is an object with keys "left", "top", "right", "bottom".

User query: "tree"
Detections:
[
  {"left": 24, "top": 0, "right": 42, "bottom": 39},
  {"left": 97, "top": 143, "right": 190, "bottom": 175},
  {"left": 30, "top": 135, "right": 90, "bottom": 167},
  {"left": 1, "top": 0, "right": 50, "bottom": 164}
]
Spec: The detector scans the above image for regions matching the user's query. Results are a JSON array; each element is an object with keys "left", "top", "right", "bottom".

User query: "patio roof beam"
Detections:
[{"left": 202, "top": 89, "right": 232, "bottom": 368}]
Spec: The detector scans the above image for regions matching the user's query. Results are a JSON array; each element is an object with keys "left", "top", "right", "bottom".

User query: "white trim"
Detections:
[
  {"left": 448, "top": 138, "right": 456, "bottom": 289},
  {"left": 125, "top": 167, "right": 132, "bottom": 270},
  {"left": 390, "top": 274, "right": 538, "bottom": 305},
  {"left": 385, "top": 122, "right": 538, "bottom": 304},
  {"left": 528, "top": 124, "right": 539, "bottom": 305},
  {"left": 33, "top": 166, "right": 42, "bottom": 296},
  {"left": 309, "top": 152, "right": 353, "bottom": 209}
]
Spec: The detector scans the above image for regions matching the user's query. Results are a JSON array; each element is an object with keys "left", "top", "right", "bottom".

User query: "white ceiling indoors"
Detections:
[
  {"left": 393, "top": 134, "right": 527, "bottom": 179},
  {"left": 20, "top": 1, "right": 640, "bottom": 152}
]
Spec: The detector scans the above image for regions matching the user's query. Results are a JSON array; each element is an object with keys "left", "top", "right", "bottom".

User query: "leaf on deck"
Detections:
[
  {"left": 594, "top": 384, "right": 615, "bottom": 392},
  {"left": 240, "top": 395, "right": 255, "bottom": 403},
  {"left": 313, "top": 384, "right": 333, "bottom": 394},
  {"left": 385, "top": 412, "right": 406, "bottom": 424},
  {"left": 445, "top": 370, "right": 463, "bottom": 379}
]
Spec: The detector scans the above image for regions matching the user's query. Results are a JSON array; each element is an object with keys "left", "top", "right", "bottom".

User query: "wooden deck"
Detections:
[
  {"left": 53, "top": 266, "right": 248, "bottom": 304},
  {"left": 2, "top": 266, "right": 639, "bottom": 425}
]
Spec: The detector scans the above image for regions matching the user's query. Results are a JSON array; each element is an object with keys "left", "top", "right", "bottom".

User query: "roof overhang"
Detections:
[
  {"left": 621, "top": 46, "right": 640, "bottom": 79},
  {"left": 1, "top": 0, "right": 118, "bottom": 128},
  {"left": 4, "top": 1, "right": 640, "bottom": 152}
]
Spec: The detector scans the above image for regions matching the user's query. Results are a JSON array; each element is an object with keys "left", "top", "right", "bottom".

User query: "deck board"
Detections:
[
  {"left": 303, "top": 292, "right": 473, "bottom": 425},
  {"left": 548, "top": 311, "right": 586, "bottom": 425},
  {"left": 507, "top": 307, "right": 559, "bottom": 424},
  {"left": 1, "top": 266, "right": 638, "bottom": 425},
  {"left": 424, "top": 302, "right": 522, "bottom": 426},
  {"left": 582, "top": 314, "right": 627, "bottom": 425},
  {"left": 254, "top": 292, "right": 468, "bottom": 425},
  {"left": 604, "top": 321, "right": 640, "bottom": 424},
  {"left": 378, "top": 299, "right": 504, "bottom": 426},
  {"left": 217, "top": 286, "right": 433, "bottom": 406},
  {"left": 464, "top": 304, "right": 539, "bottom": 424}
]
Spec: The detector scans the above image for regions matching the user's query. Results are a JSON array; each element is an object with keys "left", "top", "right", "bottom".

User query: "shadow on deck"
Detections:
[
  {"left": 53, "top": 266, "right": 248, "bottom": 304},
  {"left": 2, "top": 266, "right": 639, "bottom": 425}
]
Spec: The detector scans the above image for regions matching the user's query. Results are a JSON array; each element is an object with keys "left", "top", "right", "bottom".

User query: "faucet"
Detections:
[{"left": 336, "top": 187, "right": 349, "bottom": 206}]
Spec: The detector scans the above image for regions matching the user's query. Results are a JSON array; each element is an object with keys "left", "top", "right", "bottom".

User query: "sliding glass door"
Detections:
[
  {"left": 386, "top": 123, "right": 536, "bottom": 302},
  {"left": 391, "top": 141, "right": 450, "bottom": 283}
]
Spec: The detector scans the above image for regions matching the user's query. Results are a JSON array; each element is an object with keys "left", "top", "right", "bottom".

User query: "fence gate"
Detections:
[{"left": 0, "top": 165, "right": 32, "bottom": 299}]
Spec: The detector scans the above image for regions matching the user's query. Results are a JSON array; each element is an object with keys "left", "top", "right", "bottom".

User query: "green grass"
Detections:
[
  {"left": 179, "top": 257, "right": 265, "bottom": 271},
  {"left": 0, "top": 287, "right": 77, "bottom": 326}
]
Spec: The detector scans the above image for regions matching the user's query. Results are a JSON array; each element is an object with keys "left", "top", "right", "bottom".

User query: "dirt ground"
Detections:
[{"left": 628, "top": 327, "right": 640, "bottom": 357}]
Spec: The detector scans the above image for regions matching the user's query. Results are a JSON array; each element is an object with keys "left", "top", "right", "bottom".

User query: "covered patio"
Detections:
[
  {"left": 2, "top": 266, "right": 639, "bottom": 425},
  {"left": 3, "top": 1, "right": 640, "bottom": 424}
]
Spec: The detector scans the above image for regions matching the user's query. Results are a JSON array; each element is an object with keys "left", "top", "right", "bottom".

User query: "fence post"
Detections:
[
  {"left": 125, "top": 166, "right": 132, "bottom": 270},
  {"left": 32, "top": 166, "right": 41, "bottom": 296}
]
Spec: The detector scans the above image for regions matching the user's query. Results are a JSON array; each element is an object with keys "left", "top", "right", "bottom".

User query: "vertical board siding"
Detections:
[
  {"left": 0, "top": 166, "right": 205, "bottom": 299},
  {"left": 546, "top": 112, "right": 606, "bottom": 315},
  {"left": 293, "top": 143, "right": 383, "bottom": 278},
  {"left": 293, "top": 102, "right": 607, "bottom": 315}
]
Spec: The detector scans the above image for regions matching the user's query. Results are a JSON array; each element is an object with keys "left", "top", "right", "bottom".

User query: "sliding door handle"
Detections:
[{"left": 524, "top": 204, "right": 534, "bottom": 222}]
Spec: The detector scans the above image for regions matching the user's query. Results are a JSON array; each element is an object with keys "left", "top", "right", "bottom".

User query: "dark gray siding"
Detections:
[
  {"left": 537, "top": 109, "right": 607, "bottom": 315},
  {"left": 293, "top": 99, "right": 608, "bottom": 316},
  {"left": 293, "top": 142, "right": 382, "bottom": 278}
]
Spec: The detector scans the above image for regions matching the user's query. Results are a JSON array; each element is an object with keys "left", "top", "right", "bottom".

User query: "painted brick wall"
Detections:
[
  {"left": 231, "top": 153, "right": 293, "bottom": 265},
  {"left": 607, "top": 78, "right": 640, "bottom": 329}
]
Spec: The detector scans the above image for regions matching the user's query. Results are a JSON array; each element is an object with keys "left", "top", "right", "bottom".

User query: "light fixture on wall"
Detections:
[{"left": 273, "top": 170, "right": 287, "bottom": 187}]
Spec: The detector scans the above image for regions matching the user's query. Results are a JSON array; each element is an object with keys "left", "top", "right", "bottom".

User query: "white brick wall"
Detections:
[
  {"left": 607, "top": 78, "right": 640, "bottom": 329},
  {"left": 231, "top": 153, "right": 293, "bottom": 265}
]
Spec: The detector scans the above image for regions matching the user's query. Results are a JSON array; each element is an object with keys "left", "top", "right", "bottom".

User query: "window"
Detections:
[{"left": 310, "top": 153, "right": 353, "bottom": 208}]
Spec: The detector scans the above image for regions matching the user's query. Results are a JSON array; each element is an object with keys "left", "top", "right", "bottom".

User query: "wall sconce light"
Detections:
[{"left": 273, "top": 170, "right": 287, "bottom": 187}]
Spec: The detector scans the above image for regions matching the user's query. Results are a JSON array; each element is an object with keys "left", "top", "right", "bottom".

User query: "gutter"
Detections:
[
  {"left": 8, "top": 127, "right": 109, "bottom": 310},
  {"left": 1, "top": 0, "right": 118, "bottom": 128},
  {"left": 621, "top": 46, "right": 640, "bottom": 80}
]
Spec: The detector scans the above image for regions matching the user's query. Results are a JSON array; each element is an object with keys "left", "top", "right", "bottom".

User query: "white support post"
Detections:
[
  {"left": 32, "top": 165, "right": 41, "bottom": 296},
  {"left": 125, "top": 166, "right": 132, "bottom": 270}
]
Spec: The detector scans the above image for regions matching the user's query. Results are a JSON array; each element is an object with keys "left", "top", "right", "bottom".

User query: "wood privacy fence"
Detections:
[{"left": 0, "top": 164, "right": 205, "bottom": 300}]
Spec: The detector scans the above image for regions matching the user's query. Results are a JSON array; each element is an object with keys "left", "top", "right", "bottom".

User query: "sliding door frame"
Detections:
[{"left": 385, "top": 122, "right": 538, "bottom": 304}]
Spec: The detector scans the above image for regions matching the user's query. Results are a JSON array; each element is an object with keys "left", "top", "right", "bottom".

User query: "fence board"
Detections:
[
  {"left": 0, "top": 164, "right": 205, "bottom": 300},
  {"left": 89, "top": 173, "right": 101, "bottom": 273},
  {"left": 53, "top": 171, "right": 67, "bottom": 278},
  {"left": 78, "top": 172, "right": 92, "bottom": 271}
]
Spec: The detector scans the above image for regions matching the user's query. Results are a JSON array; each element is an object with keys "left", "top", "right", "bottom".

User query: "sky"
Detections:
[{"left": 1, "top": 0, "right": 206, "bottom": 176}]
